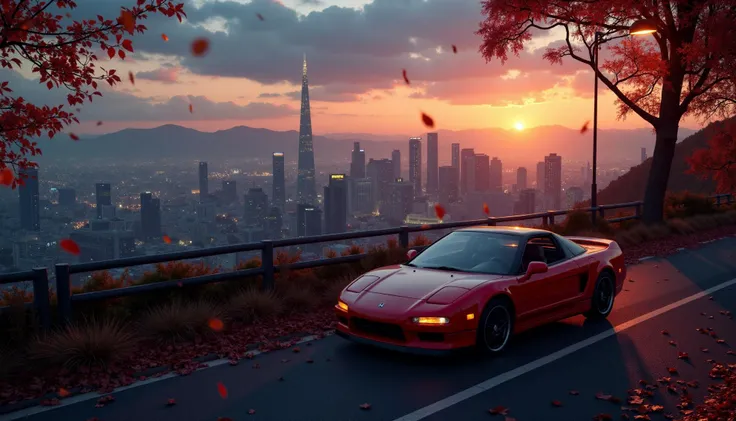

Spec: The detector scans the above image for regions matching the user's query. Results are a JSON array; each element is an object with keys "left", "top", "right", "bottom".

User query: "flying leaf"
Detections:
[
  {"left": 488, "top": 405, "right": 509, "bottom": 415},
  {"left": 166, "top": 398, "right": 176, "bottom": 406},
  {"left": 0, "top": 168, "right": 14, "bottom": 186},
  {"left": 128, "top": 71, "right": 135, "bottom": 85},
  {"left": 69, "top": 133, "right": 79, "bottom": 141},
  {"left": 580, "top": 121, "right": 590, "bottom": 134},
  {"left": 434, "top": 203, "right": 446, "bottom": 220},
  {"left": 163, "top": 235, "right": 172, "bottom": 244},
  {"left": 483, "top": 203, "right": 490, "bottom": 215},
  {"left": 257, "top": 13, "right": 265, "bottom": 21},
  {"left": 189, "top": 104, "right": 193, "bottom": 113},
  {"left": 402, "top": 69, "right": 410, "bottom": 85},
  {"left": 359, "top": 403, "right": 371, "bottom": 410},
  {"left": 452, "top": 44, "right": 457, "bottom": 53},
  {"left": 217, "top": 382, "right": 228, "bottom": 399},
  {"left": 208, "top": 318, "right": 224, "bottom": 331},
  {"left": 119, "top": 10, "right": 134, "bottom": 33},
  {"left": 96, "top": 121, "right": 103, "bottom": 126},
  {"left": 248, "top": 409, "right": 256, "bottom": 415},
  {"left": 421, "top": 112, "right": 435, "bottom": 128},
  {"left": 121, "top": 39, "right": 133, "bottom": 52},
  {"left": 191, "top": 38, "right": 210, "bottom": 56},
  {"left": 60, "top": 238, "right": 81, "bottom": 255},
  {"left": 161, "top": 33, "right": 169, "bottom": 41},
  {"left": 551, "top": 400, "right": 562, "bottom": 407}
]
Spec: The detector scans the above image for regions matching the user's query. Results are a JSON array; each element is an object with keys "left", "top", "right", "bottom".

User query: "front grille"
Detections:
[
  {"left": 417, "top": 332, "right": 445, "bottom": 342},
  {"left": 351, "top": 317, "right": 405, "bottom": 342}
]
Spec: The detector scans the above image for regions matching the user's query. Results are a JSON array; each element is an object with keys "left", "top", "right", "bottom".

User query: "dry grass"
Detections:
[
  {"left": 140, "top": 299, "right": 223, "bottom": 343},
  {"left": 28, "top": 318, "right": 137, "bottom": 369},
  {"left": 226, "top": 288, "right": 283, "bottom": 323},
  {"left": 320, "top": 277, "right": 353, "bottom": 306},
  {"left": 277, "top": 283, "right": 319, "bottom": 314},
  {"left": 0, "top": 347, "right": 24, "bottom": 378}
]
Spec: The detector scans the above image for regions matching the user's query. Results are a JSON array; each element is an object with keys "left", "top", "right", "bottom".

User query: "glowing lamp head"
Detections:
[{"left": 629, "top": 19, "right": 657, "bottom": 36}]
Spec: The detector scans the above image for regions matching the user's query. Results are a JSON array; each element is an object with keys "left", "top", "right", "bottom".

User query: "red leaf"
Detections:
[
  {"left": 668, "top": 340, "right": 677, "bottom": 346},
  {"left": 0, "top": 168, "right": 14, "bottom": 186},
  {"left": 421, "top": 112, "right": 435, "bottom": 128},
  {"left": 488, "top": 405, "right": 509, "bottom": 415},
  {"left": 161, "top": 33, "right": 169, "bottom": 42},
  {"left": 292, "top": 347, "right": 301, "bottom": 353},
  {"left": 189, "top": 104, "right": 193, "bottom": 113},
  {"left": 677, "top": 352, "right": 689, "bottom": 360},
  {"left": 166, "top": 398, "right": 176, "bottom": 406},
  {"left": 208, "top": 318, "right": 224, "bottom": 331},
  {"left": 580, "top": 120, "right": 590, "bottom": 134},
  {"left": 551, "top": 400, "right": 562, "bottom": 407},
  {"left": 118, "top": 50, "right": 126, "bottom": 59},
  {"left": 248, "top": 409, "right": 256, "bottom": 415},
  {"left": 119, "top": 10, "right": 135, "bottom": 33},
  {"left": 163, "top": 235, "right": 172, "bottom": 244},
  {"left": 256, "top": 13, "right": 265, "bottom": 21},
  {"left": 191, "top": 38, "right": 210, "bottom": 56},
  {"left": 121, "top": 39, "right": 134, "bottom": 52},
  {"left": 359, "top": 403, "right": 371, "bottom": 410},
  {"left": 60, "top": 238, "right": 81, "bottom": 255},
  {"left": 595, "top": 392, "right": 612, "bottom": 400},
  {"left": 107, "top": 47, "right": 116, "bottom": 59},
  {"left": 452, "top": 44, "right": 457, "bottom": 53},
  {"left": 660, "top": 330, "right": 669, "bottom": 335},
  {"left": 434, "top": 203, "right": 446, "bottom": 220},
  {"left": 58, "top": 388, "right": 70, "bottom": 398},
  {"left": 97, "top": 121, "right": 103, "bottom": 126},
  {"left": 666, "top": 367, "right": 678, "bottom": 374},
  {"left": 483, "top": 203, "right": 490, "bottom": 215},
  {"left": 128, "top": 72, "right": 135, "bottom": 85},
  {"left": 217, "top": 382, "right": 228, "bottom": 399},
  {"left": 402, "top": 69, "right": 410, "bottom": 85},
  {"left": 593, "top": 414, "right": 613, "bottom": 421},
  {"left": 46, "top": 81, "right": 53, "bottom": 89}
]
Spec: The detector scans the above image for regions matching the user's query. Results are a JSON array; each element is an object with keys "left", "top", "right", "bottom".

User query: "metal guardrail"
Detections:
[{"left": 1, "top": 194, "right": 732, "bottom": 329}]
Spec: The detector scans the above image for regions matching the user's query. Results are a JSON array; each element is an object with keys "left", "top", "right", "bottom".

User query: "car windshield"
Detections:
[{"left": 407, "top": 230, "right": 521, "bottom": 275}]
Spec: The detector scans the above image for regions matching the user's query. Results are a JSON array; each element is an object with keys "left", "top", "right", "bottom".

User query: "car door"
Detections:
[{"left": 511, "top": 235, "right": 586, "bottom": 319}]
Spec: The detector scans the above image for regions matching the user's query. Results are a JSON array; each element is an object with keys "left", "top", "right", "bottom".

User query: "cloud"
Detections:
[
  {"left": 258, "top": 92, "right": 283, "bottom": 98},
  {"left": 1, "top": 69, "right": 297, "bottom": 123},
  {"left": 299, "top": 0, "right": 324, "bottom": 5},
  {"left": 135, "top": 66, "right": 181, "bottom": 83}
]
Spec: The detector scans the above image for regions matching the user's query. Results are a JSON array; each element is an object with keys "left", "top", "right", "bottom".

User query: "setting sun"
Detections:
[{"left": 514, "top": 121, "right": 525, "bottom": 131}]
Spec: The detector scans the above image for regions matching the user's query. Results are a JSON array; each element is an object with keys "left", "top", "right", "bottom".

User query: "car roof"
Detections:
[{"left": 455, "top": 225, "right": 554, "bottom": 238}]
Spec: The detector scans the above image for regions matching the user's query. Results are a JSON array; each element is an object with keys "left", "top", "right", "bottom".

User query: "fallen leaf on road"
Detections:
[
  {"left": 488, "top": 405, "right": 509, "bottom": 415},
  {"left": 360, "top": 403, "right": 371, "bottom": 410},
  {"left": 593, "top": 414, "right": 613, "bottom": 421},
  {"left": 551, "top": 400, "right": 562, "bottom": 407},
  {"left": 569, "top": 390, "right": 580, "bottom": 395},
  {"left": 650, "top": 405, "right": 664, "bottom": 412},
  {"left": 278, "top": 376, "right": 285, "bottom": 381},
  {"left": 166, "top": 398, "right": 176, "bottom": 406},
  {"left": 669, "top": 340, "right": 677, "bottom": 346},
  {"left": 58, "top": 388, "right": 70, "bottom": 398},
  {"left": 701, "top": 348, "right": 709, "bottom": 352},
  {"left": 661, "top": 330, "right": 669, "bottom": 335},
  {"left": 248, "top": 409, "right": 256, "bottom": 415},
  {"left": 596, "top": 392, "right": 612, "bottom": 400},
  {"left": 727, "top": 350, "right": 736, "bottom": 355},
  {"left": 292, "top": 347, "right": 301, "bottom": 353},
  {"left": 678, "top": 352, "right": 690, "bottom": 360},
  {"left": 633, "top": 415, "right": 651, "bottom": 420},
  {"left": 716, "top": 339, "right": 726, "bottom": 344},
  {"left": 667, "top": 367, "right": 678, "bottom": 374},
  {"left": 628, "top": 396, "right": 644, "bottom": 405},
  {"left": 252, "top": 363, "right": 260, "bottom": 369}
]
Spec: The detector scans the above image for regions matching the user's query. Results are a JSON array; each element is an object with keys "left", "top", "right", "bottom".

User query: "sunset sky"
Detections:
[{"left": 7, "top": 0, "right": 707, "bottom": 136}]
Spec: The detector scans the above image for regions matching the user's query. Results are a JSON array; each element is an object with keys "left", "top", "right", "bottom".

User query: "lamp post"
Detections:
[{"left": 590, "top": 19, "right": 657, "bottom": 225}]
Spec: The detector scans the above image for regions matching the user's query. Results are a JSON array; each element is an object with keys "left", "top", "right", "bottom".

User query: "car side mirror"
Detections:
[
  {"left": 523, "top": 261, "right": 548, "bottom": 280},
  {"left": 407, "top": 249, "right": 418, "bottom": 260}
]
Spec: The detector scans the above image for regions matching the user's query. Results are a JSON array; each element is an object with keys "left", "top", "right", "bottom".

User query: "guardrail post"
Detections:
[
  {"left": 261, "top": 240, "right": 274, "bottom": 291},
  {"left": 598, "top": 207, "right": 605, "bottom": 220},
  {"left": 635, "top": 203, "right": 642, "bottom": 219},
  {"left": 55, "top": 263, "right": 72, "bottom": 325},
  {"left": 32, "top": 267, "right": 51, "bottom": 330},
  {"left": 487, "top": 217, "right": 497, "bottom": 226},
  {"left": 547, "top": 211, "right": 555, "bottom": 226},
  {"left": 399, "top": 226, "right": 409, "bottom": 248}
]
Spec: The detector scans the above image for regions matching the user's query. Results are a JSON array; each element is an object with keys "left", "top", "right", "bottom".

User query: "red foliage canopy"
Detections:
[
  {"left": 688, "top": 119, "right": 736, "bottom": 194},
  {"left": 477, "top": 1, "right": 736, "bottom": 126},
  {"left": 0, "top": 0, "right": 186, "bottom": 187}
]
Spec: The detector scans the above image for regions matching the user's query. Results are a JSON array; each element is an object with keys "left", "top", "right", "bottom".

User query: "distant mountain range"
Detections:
[
  {"left": 35, "top": 124, "right": 698, "bottom": 167},
  {"left": 597, "top": 118, "right": 734, "bottom": 204}
]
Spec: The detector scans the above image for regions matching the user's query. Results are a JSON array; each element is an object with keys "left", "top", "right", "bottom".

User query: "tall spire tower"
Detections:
[{"left": 297, "top": 54, "right": 317, "bottom": 205}]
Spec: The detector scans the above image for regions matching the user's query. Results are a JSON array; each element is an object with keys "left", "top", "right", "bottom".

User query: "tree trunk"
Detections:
[{"left": 642, "top": 118, "right": 679, "bottom": 224}]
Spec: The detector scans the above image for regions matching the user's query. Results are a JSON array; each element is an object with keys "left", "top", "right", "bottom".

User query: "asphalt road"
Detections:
[{"left": 4, "top": 236, "right": 736, "bottom": 421}]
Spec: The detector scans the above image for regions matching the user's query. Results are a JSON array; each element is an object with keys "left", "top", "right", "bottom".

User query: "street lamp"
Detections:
[{"left": 590, "top": 19, "right": 657, "bottom": 224}]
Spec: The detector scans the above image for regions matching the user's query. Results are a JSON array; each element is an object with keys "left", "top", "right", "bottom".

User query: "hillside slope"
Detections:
[{"left": 597, "top": 118, "right": 733, "bottom": 204}]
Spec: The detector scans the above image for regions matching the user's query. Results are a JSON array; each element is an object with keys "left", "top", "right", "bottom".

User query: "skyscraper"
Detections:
[
  {"left": 272, "top": 153, "right": 285, "bottom": 212},
  {"left": 297, "top": 55, "right": 317, "bottom": 205},
  {"left": 490, "top": 157, "right": 503, "bottom": 191},
  {"left": 95, "top": 183, "right": 111, "bottom": 220},
  {"left": 58, "top": 188, "right": 76, "bottom": 207},
  {"left": 408, "top": 137, "right": 422, "bottom": 197},
  {"left": 244, "top": 187, "right": 269, "bottom": 227},
  {"left": 386, "top": 177, "right": 414, "bottom": 225},
  {"left": 297, "top": 204, "right": 322, "bottom": 237},
  {"left": 474, "top": 154, "right": 490, "bottom": 192},
  {"left": 536, "top": 161, "right": 545, "bottom": 193},
  {"left": 323, "top": 174, "right": 348, "bottom": 234},
  {"left": 222, "top": 180, "right": 237, "bottom": 203},
  {"left": 140, "top": 192, "right": 161, "bottom": 238},
  {"left": 198, "top": 162, "right": 208, "bottom": 202},
  {"left": 391, "top": 149, "right": 401, "bottom": 180},
  {"left": 460, "top": 148, "right": 475, "bottom": 194},
  {"left": 366, "top": 158, "right": 394, "bottom": 212},
  {"left": 451, "top": 143, "right": 460, "bottom": 169},
  {"left": 426, "top": 132, "right": 439, "bottom": 194},
  {"left": 516, "top": 167, "right": 528, "bottom": 191},
  {"left": 350, "top": 142, "right": 366, "bottom": 179},
  {"left": 19, "top": 167, "right": 40, "bottom": 231},
  {"left": 438, "top": 166, "right": 459, "bottom": 204},
  {"left": 544, "top": 153, "right": 562, "bottom": 210}
]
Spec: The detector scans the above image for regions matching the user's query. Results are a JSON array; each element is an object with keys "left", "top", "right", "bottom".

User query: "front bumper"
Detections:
[{"left": 335, "top": 307, "right": 477, "bottom": 355}]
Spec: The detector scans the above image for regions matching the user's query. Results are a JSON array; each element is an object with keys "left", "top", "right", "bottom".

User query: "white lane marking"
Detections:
[
  {"left": 392, "top": 276, "right": 736, "bottom": 421},
  {"left": 0, "top": 333, "right": 332, "bottom": 421},
  {"left": 638, "top": 256, "right": 655, "bottom": 261}
]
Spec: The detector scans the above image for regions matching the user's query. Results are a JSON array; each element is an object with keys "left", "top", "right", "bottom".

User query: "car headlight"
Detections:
[
  {"left": 346, "top": 275, "right": 380, "bottom": 292},
  {"left": 412, "top": 317, "right": 449, "bottom": 325},
  {"left": 337, "top": 300, "right": 348, "bottom": 312}
]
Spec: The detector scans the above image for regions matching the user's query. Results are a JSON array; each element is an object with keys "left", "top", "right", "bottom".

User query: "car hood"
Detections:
[{"left": 363, "top": 266, "right": 505, "bottom": 299}]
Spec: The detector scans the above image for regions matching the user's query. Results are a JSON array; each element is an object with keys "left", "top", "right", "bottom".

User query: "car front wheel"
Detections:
[{"left": 476, "top": 297, "right": 514, "bottom": 354}]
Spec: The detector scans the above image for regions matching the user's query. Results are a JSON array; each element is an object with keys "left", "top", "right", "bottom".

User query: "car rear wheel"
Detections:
[
  {"left": 584, "top": 272, "right": 615, "bottom": 320},
  {"left": 476, "top": 297, "right": 514, "bottom": 354}
]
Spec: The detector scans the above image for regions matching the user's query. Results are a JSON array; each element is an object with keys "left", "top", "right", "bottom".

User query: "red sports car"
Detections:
[{"left": 335, "top": 226, "right": 626, "bottom": 354}]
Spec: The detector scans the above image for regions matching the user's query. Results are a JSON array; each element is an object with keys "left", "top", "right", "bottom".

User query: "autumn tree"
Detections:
[
  {"left": 688, "top": 119, "right": 736, "bottom": 194},
  {"left": 0, "top": 0, "right": 186, "bottom": 187},
  {"left": 477, "top": 0, "right": 736, "bottom": 223}
]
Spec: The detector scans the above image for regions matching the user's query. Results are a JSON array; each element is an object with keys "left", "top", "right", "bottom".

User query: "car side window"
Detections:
[{"left": 527, "top": 236, "right": 566, "bottom": 265}]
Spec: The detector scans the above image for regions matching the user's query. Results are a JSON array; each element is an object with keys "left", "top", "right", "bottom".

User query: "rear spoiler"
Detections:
[{"left": 565, "top": 236, "right": 615, "bottom": 248}]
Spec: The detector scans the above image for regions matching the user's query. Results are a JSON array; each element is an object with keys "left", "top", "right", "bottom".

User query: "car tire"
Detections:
[
  {"left": 584, "top": 271, "right": 616, "bottom": 320},
  {"left": 476, "top": 297, "right": 514, "bottom": 354}
]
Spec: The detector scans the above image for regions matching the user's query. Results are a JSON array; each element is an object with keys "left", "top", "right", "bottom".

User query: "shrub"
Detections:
[
  {"left": 226, "top": 288, "right": 283, "bottom": 323},
  {"left": 341, "top": 244, "right": 364, "bottom": 256},
  {"left": 276, "top": 282, "right": 319, "bottom": 313},
  {"left": 140, "top": 299, "right": 222, "bottom": 343},
  {"left": 665, "top": 192, "right": 717, "bottom": 219},
  {"left": 560, "top": 209, "right": 594, "bottom": 235},
  {"left": 410, "top": 234, "right": 431, "bottom": 247},
  {"left": 28, "top": 318, "right": 137, "bottom": 370}
]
